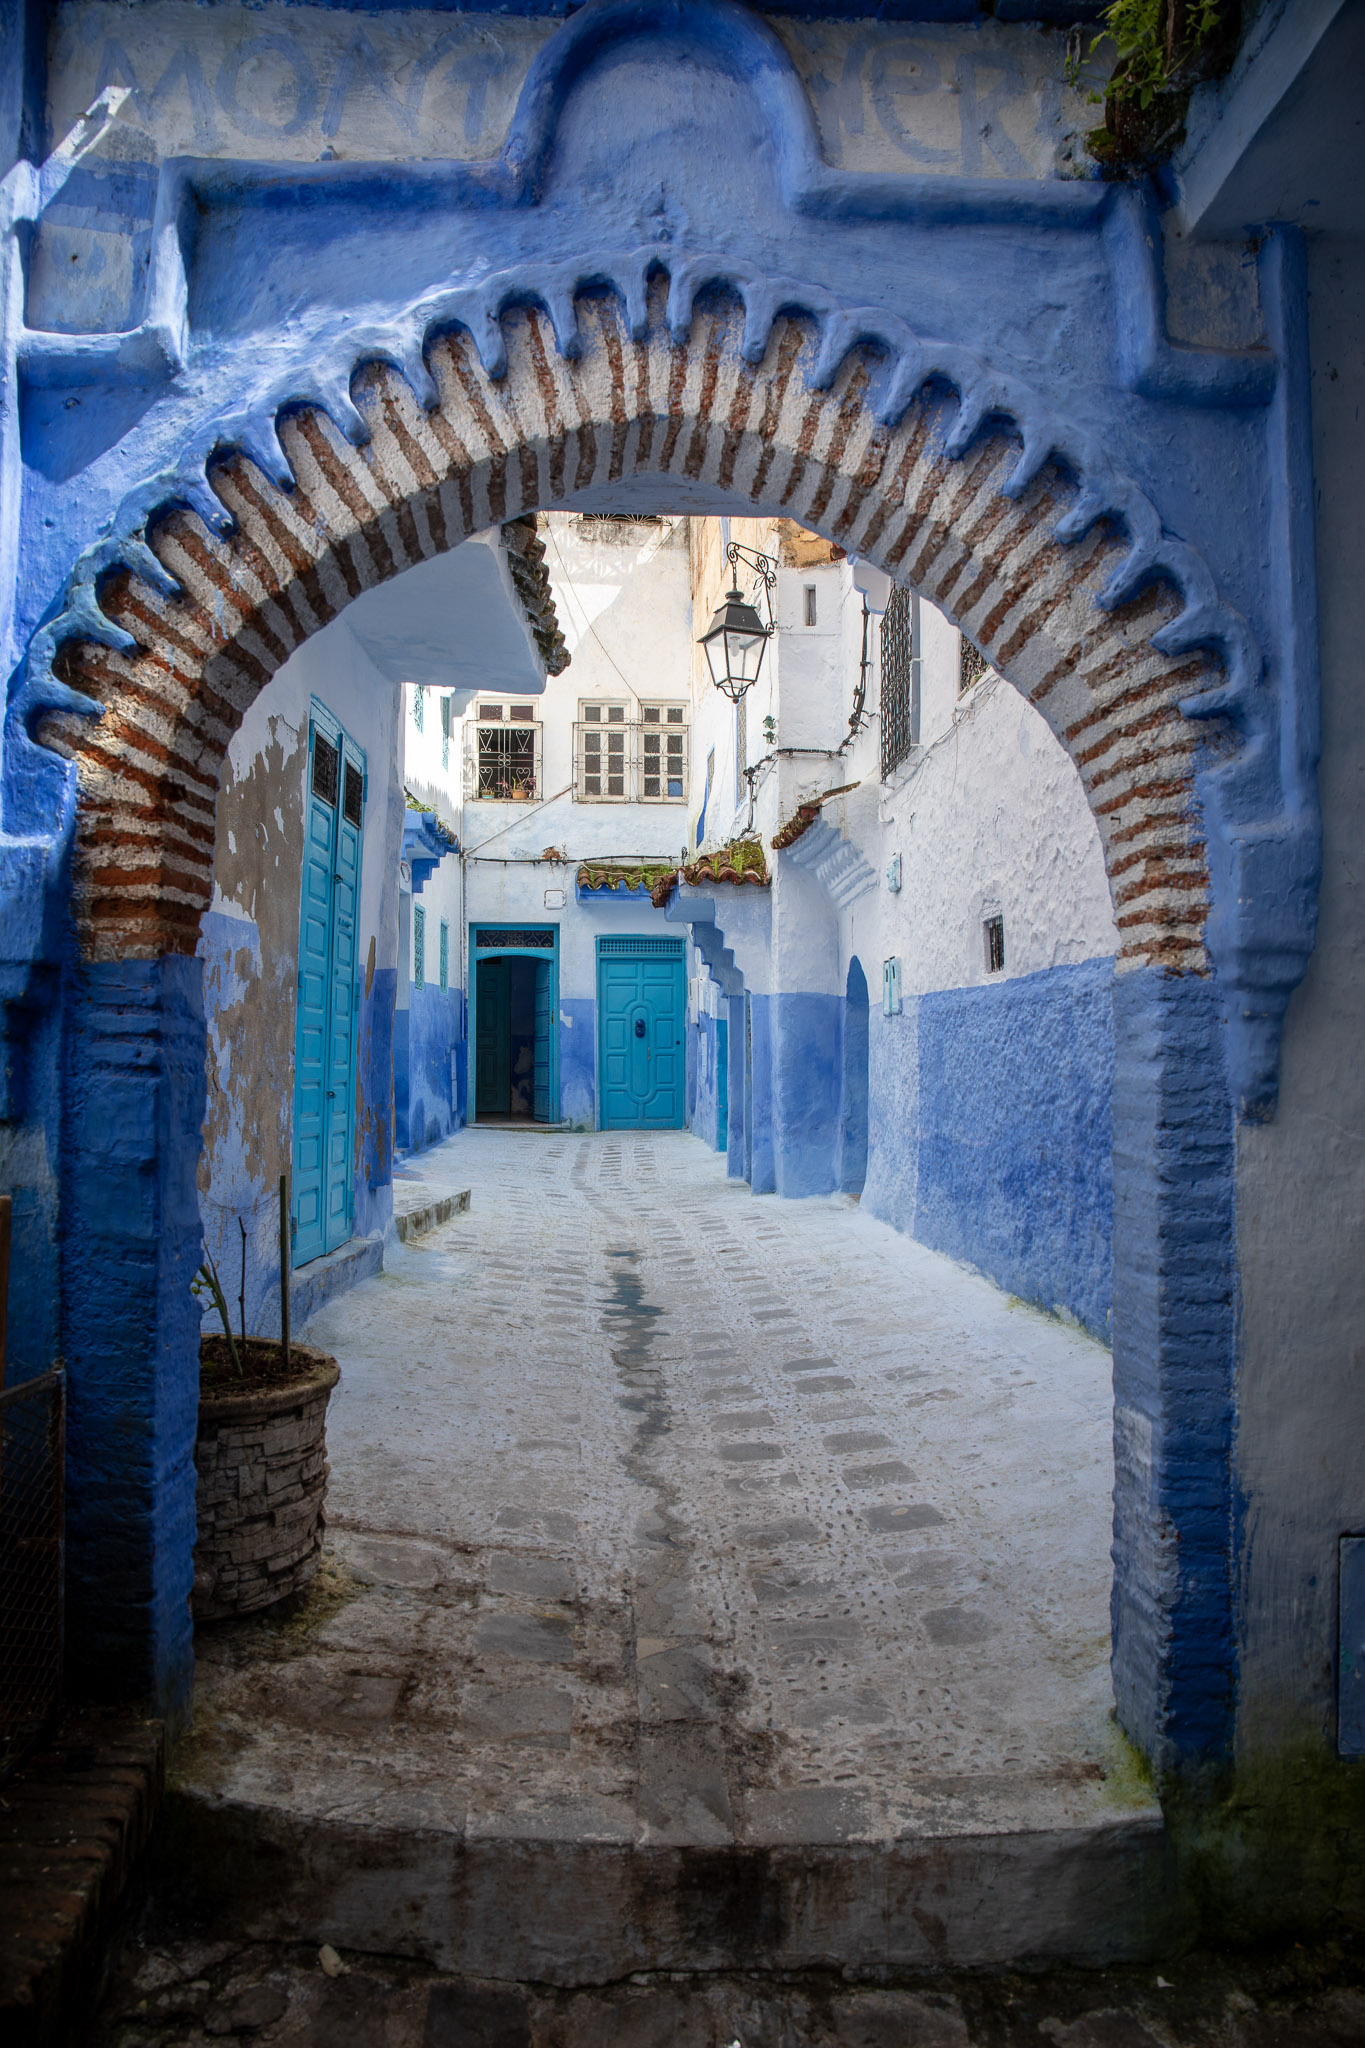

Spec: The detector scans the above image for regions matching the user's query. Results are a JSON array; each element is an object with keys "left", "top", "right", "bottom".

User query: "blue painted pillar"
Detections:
[
  {"left": 1110, "top": 968, "right": 1237, "bottom": 1771},
  {"left": 747, "top": 993, "right": 776, "bottom": 1196},
  {"left": 61, "top": 956, "right": 204, "bottom": 1724},
  {"left": 725, "top": 991, "right": 747, "bottom": 1181}
]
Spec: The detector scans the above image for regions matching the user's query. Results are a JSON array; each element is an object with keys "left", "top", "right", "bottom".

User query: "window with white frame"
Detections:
[
  {"left": 470, "top": 701, "right": 541, "bottom": 800},
  {"left": 641, "top": 702, "right": 688, "bottom": 800},
  {"left": 573, "top": 701, "right": 688, "bottom": 802},
  {"left": 576, "top": 700, "right": 629, "bottom": 800}
]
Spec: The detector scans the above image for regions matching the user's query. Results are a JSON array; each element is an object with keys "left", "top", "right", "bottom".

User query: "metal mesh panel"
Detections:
[
  {"left": 475, "top": 929, "right": 554, "bottom": 949},
  {"left": 598, "top": 936, "right": 685, "bottom": 957},
  {"left": 0, "top": 1369, "right": 65, "bottom": 1782},
  {"left": 342, "top": 761, "right": 364, "bottom": 827},
  {"left": 879, "top": 583, "right": 913, "bottom": 783},
  {"left": 311, "top": 731, "right": 339, "bottom": 806}
]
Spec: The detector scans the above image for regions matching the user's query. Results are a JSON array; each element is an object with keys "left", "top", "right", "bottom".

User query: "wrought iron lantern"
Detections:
[{"left": 698, "top": 543, "right": 775, "bottom": 703}]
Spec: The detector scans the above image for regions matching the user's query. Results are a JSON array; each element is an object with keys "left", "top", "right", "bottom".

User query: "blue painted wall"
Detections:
[
  {"left": 356, "top": 966, "right": 397, "bottom": 1241},
  {"left": 747, "top": 993, "right": 777, "bottom": 1196},
  {"left": 559, "top": 994, "right": 595, "bottom": 1127},
  {"left": 865, "top": 958, "right": 1114, "bottom": 1341},
  {"left": 689, "top": 1010, "right": 726, "bottom": 1152},
  {"left": 770, "top": 991, "right": 842, "bottom": 1198},
  {"left": 61, "top": 957, "right": 203, "bottom": 1720},
  {"left": 396, "top": 984, "right": 464, "bottom": 1152}
]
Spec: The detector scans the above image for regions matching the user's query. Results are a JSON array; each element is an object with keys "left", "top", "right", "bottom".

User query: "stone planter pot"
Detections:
[{"left": 193, "top": 1340, "right": 340, "bottom": 1622}]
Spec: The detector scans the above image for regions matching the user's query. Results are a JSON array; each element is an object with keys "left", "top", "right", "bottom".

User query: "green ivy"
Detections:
[{"left": 1070, "top": 0, "right": 1226, "bottom": 119}]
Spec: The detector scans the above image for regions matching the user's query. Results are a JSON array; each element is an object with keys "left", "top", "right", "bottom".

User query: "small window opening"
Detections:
[
  {"left": 413, "top": 686, "right": 425, "bottom": 732},
  {"left": 413, "top": 903, "right": 426, "bottom": 988},
  {"left": 311, "top": 731, "right": 339, "bottom": 807},
  {"left": 439, "top": 919, "right": 449, "bottom": 992},
  {"left": 342, "top": 760, "right": 363, "bottom": 827},
  {"left": 804, "top": 584, "right": 818, "bottom": 626},
  {"left": 479, "top": 702, "right": 503, "bottom": 720},
  {"left": 984, "top": 915, "right": 1005, "bottom": 975},
  {"left": 509, "top": 704, "right": 534, "bottom": 723}
]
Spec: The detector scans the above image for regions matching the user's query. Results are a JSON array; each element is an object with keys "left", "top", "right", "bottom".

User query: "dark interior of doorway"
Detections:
[{"left": 476, "top": 955, "right": 550, "bottom": 1122}]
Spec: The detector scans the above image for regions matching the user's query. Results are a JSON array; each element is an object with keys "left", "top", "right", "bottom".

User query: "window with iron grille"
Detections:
[
  {"left": 413, "top": 902, "right": 425, "bottom": 987},
  {"left": 960, "top": 635, "right": 990, "bottom": 695},
  {"left": 412, "top": 685, "right": 425, "bottom": 733},
  {"left": 439, "top": 919, "right": 449, "bottom": 991},
  {"left": 879, "top": 582, "right": 914, "bottom": 782},
  {"left": 312, "top": 730, "right": 340, "bottom": 806},
  {"left": 572, "top": 702, "right": 688, "bottom": 802},
  {"left": 440, "top": 694, "right": 452, "bottom": 771},
  {"left": 984, "top": 915, "right": 1005, "bottom": 975},
  {"left": 470, "top": 703, "right": 541, "bottom": 800}
]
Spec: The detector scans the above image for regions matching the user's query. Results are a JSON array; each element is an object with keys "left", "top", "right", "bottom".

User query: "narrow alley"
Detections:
[{"left": 170, "top": 1129, "right": 1157, "bottom": 1985}]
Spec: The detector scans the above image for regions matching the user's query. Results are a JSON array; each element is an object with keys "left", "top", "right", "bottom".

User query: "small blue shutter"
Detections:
[{"left": 413, "top": 903, "right": 425, "bottom": 989}]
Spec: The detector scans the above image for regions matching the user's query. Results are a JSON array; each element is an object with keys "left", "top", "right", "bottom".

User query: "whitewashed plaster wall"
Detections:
[
  {"left": 838, "top": 612, "right": 1120, "bottom": 1001},
  {"left": 457, "top": 514, "right": 696, "bottom": 867},
  {"left": 398, "top": 682, "right": 463, "bottom": 1016}
]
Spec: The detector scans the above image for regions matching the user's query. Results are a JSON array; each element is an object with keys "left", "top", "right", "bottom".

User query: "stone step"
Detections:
[
  {"left": 394, "top": 1190, "right": 471, "bottom": 1243},
  {"left": 158, "top": 1786, "right": 1173, "bottom": 1982}
]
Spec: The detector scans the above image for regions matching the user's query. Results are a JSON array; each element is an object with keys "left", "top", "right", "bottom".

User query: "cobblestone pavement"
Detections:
[
  {"left": 85, "top": 1930, "right": 1365, "bottom": 2046},
  {"left": 161, "top": 1129, "right": 1169, "bottom": 1983}
]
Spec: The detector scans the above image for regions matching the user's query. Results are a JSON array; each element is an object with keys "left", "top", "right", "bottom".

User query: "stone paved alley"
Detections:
[{"left": 160, "top": 1128, "right": 1170, "bottom": 1990}]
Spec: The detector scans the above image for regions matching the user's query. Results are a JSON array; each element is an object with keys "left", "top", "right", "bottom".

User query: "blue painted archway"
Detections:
[{"left": 0, "top": 0, "right": 1321, "bottom": 1795}]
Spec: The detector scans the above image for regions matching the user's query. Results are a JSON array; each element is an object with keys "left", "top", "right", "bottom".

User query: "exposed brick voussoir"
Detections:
[{"left": 58, "top": 304, "right": 1217, "bottom": 963}]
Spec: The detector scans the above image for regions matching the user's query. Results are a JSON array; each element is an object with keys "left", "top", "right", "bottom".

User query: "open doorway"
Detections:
[{"left": 472, "top": 929, "right": 558, "bottom": 1124}]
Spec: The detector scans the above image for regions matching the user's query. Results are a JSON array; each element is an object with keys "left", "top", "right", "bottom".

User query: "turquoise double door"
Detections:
[
  {"left": 292, "top": 703, "right": 365, "bottom": 1265},
  {"left": 597, "top": 937, "right": 686, "bottom": 1130}
]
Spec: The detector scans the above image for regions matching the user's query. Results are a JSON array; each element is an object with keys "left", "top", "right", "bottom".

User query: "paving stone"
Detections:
[
  {"left": 473, "top": 1613, "right": 575, "bottom": 1663},
  {"left": 924, "top": 1607, "right": 995, "bottom": 1646},
  {"left": 842, "top": 1460, "right": 915, "bottom": 1488},
  {"left": 484, "top": 1554, "right": 578, "bottom": 1602},
  {"left": 862, "top": 1504, "right": 946, "bottom": 1532},
  {"left": 424, "top": 1982, "right": 532, "bottom": 2047}
]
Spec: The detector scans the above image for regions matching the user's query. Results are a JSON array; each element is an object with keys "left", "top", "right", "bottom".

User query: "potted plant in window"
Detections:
[{"left": 191, "top": 1180, "right": 340, "bottom": 1621}]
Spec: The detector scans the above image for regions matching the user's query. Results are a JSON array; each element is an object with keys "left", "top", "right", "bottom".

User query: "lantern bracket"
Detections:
[{"left": 726, "top": 543, "right": 777, "bottom": 634}]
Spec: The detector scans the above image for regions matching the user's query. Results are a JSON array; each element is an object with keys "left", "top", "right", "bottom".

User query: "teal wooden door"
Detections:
[
  {"left": 598, "top": 939, "right": 685, "bottom": 1130},
  {"left": 292, "top": 706, "right": 364, "bottom": 1266},
  {"left": 475, "top": 958, "right": 511, "bottom": 1115}
]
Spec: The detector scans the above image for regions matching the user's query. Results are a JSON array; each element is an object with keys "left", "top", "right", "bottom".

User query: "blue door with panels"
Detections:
[
  {"left": 293, "top": 703, "right": 365, "bottom": 1265},
  {"left": 597, "top": 936, "right": 686, "bottom": 1130}
]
